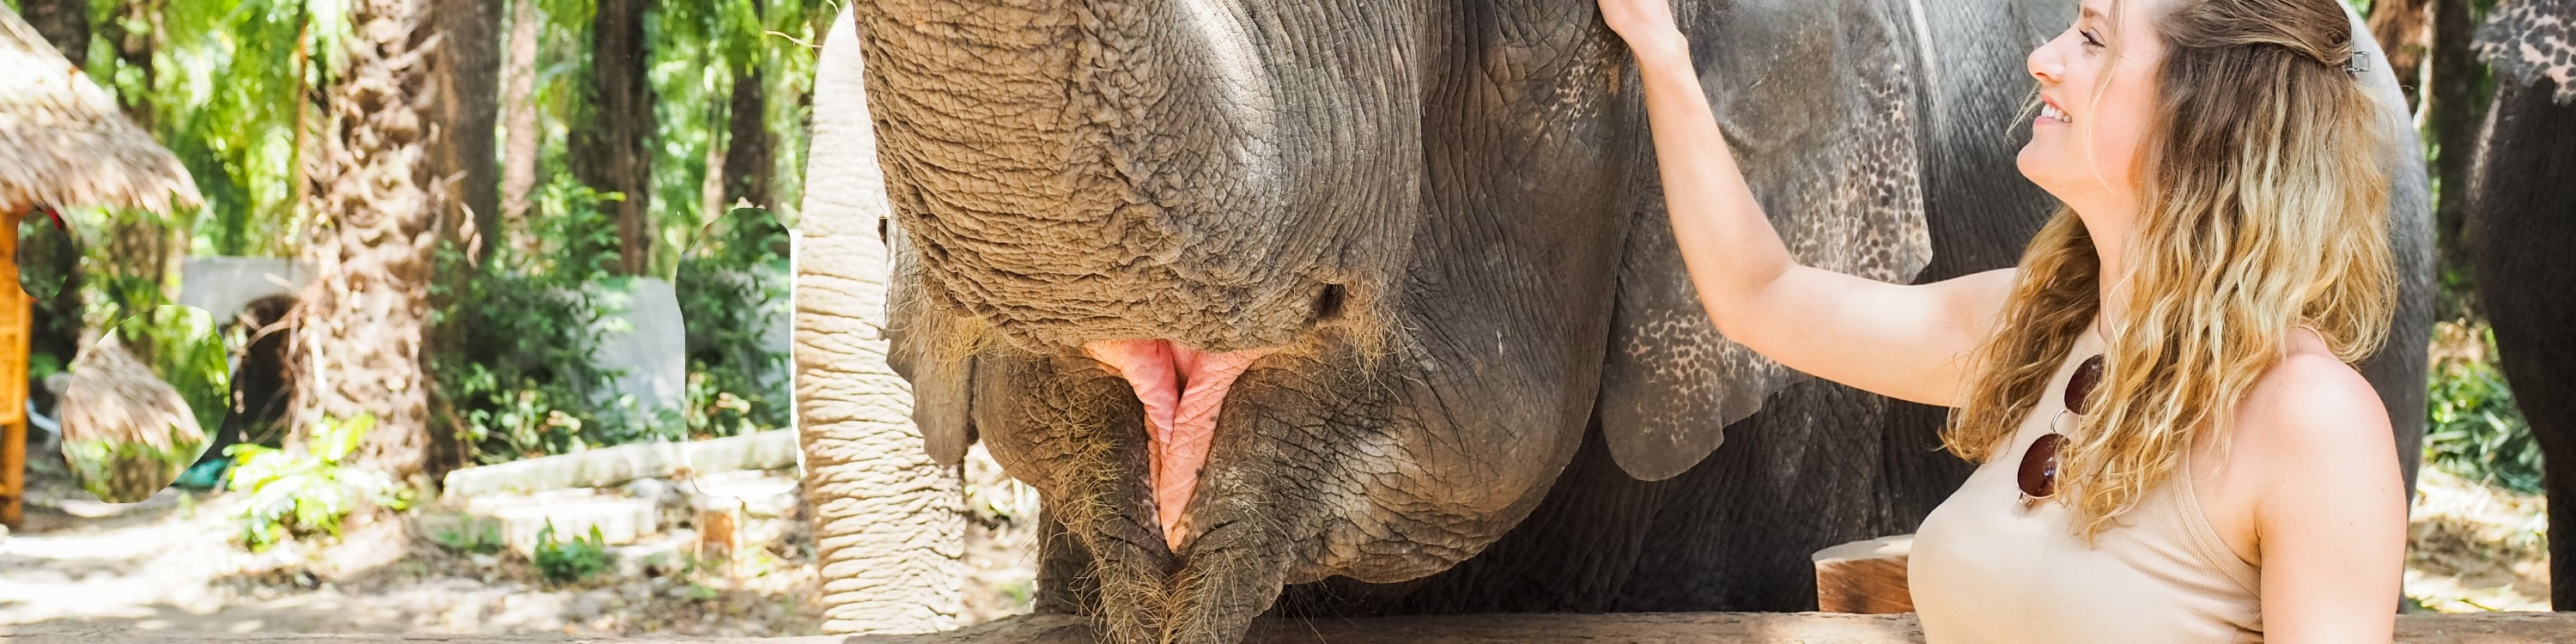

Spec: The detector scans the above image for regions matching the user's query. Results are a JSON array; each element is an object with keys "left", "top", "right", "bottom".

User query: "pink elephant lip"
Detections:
[{"left": 1081, "top": 338, "right": 1278, "bottom": 552}]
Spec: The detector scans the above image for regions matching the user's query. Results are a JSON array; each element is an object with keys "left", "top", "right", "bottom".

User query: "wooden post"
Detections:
[
  {"left": 1814, "top": 534, "right": 1915, "bottom": 614},
  {"left": 1, "top": 206, "right": 24, "bottom": 529}
]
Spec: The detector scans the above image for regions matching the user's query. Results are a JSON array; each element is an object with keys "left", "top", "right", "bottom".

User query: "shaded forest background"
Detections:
[{"left": 3, "top": 0, "right": 826, "bottom": 488}]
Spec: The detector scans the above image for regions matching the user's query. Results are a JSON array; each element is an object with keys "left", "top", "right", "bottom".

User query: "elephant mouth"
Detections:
[{"left": 1082, "top": 338, "right": 1279, "bottom": 551}]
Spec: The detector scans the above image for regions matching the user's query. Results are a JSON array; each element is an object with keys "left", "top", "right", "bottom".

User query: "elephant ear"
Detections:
[
  {"left": 884, "top": 224, "right": 976, "bottom": 467},
  {"left": 1597, "top": 3, "right": 1934, "bottom": 481},
  {"left": 2476, "top": 0, "right": 2576, "bottom": 105},
  {"left": 804, "top": 8, "right": 974, "bottom": 468}
]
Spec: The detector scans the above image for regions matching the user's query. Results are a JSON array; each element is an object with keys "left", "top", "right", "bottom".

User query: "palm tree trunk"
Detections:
[{"left": 291, "top": 0, "right": 445, "bottom": 481}]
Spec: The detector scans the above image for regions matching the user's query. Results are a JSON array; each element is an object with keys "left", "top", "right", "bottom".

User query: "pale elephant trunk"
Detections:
[{"left": 795, "top": 8, "right": 968, "bottom": 635}]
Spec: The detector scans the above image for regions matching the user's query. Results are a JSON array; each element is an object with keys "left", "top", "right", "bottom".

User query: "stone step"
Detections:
[
  {"left": 421, "top": 490, "right": 662, "bottom": 556},
  {"left": 437, "top": 430, "right": 799, "bottom": 501}
]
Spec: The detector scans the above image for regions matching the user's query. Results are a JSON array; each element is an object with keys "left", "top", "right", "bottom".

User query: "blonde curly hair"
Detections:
[{"left": 1942, "top": 0, "right": 2397, "bottom": 539}]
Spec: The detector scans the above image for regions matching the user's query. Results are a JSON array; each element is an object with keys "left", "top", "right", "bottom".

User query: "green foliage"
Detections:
[
  {"left": 428, "top": 243, "right": 629, "bottom": 465},
  {"left": 225, "top": 415, "right": 408, "bottom": 552},
  {"left": 532, "top": 522, "right": 614, "bottom": 585},
  {"left": 2425, "top": 325, "right": 2544, "bottom": 495},
  {"left": 112, "top": 305, "right": 234, "bottom": 434},
  {"left": 428, "top": 521, "right": 507, "bottom": 556},
  {"left": 676, "top": 208, "right": 791, "bottom": 438}
]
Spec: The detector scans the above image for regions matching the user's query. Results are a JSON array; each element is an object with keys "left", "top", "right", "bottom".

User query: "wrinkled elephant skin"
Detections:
[
  {"left": 815, "top": 1, "right": 2433, "bottom": 642},
  {"left": 2467, "top": 0, "right": 2576, "bottom": 611},
  {"left": 793, "top": 9, "right": 969, "bottom": 635}
]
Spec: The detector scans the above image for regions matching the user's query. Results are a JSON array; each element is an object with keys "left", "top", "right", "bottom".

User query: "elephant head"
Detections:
[{"left": 829, "top": 1, "right": 1941, "bottom": 641}]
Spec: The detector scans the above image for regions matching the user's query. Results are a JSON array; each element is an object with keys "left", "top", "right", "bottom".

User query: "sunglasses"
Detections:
[{"left": 2017, "top": 354, "right": 2104, "bottom": 507}]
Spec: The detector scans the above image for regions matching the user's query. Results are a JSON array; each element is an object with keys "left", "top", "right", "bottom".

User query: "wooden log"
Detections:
[
  {"left": 696, "top": 504, "right": 741, "bottom": 579},
  {"left": 2, "top": 612, "right": 2571, "bottom": 642},
  {"left": 1814, "top": 533, "right": 1914, "bottom": 614}
]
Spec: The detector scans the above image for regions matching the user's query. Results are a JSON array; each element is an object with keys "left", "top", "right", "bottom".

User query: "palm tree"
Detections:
[{"left": 289, "top": 0, "right": 444, "bottom": 480}]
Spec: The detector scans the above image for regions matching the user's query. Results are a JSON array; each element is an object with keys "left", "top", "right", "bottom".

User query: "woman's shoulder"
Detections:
[
  {"left": 2233, "top": 327, "right": 2390, "bottom": 451},
  {"left": 2203, "top": 325, "right": 2408, "bottom": 574}
]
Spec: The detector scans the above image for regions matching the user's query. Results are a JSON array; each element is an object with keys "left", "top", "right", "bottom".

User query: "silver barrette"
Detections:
[{"left": 2347, "top": 51, "right": 2372, "bottom": 75}]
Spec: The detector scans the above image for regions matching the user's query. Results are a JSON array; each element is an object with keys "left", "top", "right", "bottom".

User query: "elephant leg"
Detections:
[{"left": 2467, "top": 81, "right": 2576, "bottom": 610}]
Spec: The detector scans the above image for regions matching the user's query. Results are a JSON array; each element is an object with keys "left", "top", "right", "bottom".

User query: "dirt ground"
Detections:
[{"left": 0, "top": 440, "right": 2547, "bottom": 636}]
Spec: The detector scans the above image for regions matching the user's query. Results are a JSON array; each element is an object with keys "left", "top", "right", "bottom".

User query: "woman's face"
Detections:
[{"left": 2020, "top": 0, "right": 2170, "bottom": 214}]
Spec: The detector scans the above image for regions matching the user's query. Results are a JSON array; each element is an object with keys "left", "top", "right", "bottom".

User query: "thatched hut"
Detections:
[{"left": 0, "top": 4, "right": 203, "bottom": 526}]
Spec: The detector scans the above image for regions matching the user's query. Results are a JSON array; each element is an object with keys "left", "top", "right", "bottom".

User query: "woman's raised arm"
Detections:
[{"left": 1604, "top": 0, "right": 2017, "bottom": 407}]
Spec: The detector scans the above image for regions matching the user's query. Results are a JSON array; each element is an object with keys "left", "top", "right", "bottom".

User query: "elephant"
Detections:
[
  {"left": 2464, "top": 0, "right": 2576, "bottom": 611},
  {"left": 789, "top": 9, "right": 969, "bottom": 635},
  {"left": 799, "top": 1, "right": 2429, "bottom": 641}
]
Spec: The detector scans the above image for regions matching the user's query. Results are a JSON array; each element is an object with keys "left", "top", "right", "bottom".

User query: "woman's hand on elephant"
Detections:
[{"left": 1599, "top": 0, "right": 1686, "bottom": 58}]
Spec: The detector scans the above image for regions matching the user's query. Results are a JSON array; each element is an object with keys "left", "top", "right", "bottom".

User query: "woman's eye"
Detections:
[{"left": 2081, "top": 30, "right": 2104, "bottom": 49}]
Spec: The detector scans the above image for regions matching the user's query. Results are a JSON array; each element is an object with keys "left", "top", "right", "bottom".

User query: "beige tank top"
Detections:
[{"left": 1910, "top": 324, "right": 2263, "bottom": 643}]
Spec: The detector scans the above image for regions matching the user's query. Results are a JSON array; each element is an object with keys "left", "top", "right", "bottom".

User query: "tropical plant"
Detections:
[
  {"left": 2424, "top": 323, "right": 2543, "bottom": 495},
  {"left": 532, "top": 522, "right": 613, "bottom": 585},
  {"left": 224, "top": 414, "right": 408, "bottom": 551}
]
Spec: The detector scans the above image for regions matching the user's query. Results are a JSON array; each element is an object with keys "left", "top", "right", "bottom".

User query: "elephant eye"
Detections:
[{"left": 1315, "top": 283, "right": 1347, "bottom": 322}]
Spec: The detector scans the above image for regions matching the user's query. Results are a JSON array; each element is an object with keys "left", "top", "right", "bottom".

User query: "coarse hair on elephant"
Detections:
[
  {"left": 2466, "top": 0, "right": 2576, "bottom": 611},
  {"left": 796, "top": 1, "right": 2430, "bottom": 642}
]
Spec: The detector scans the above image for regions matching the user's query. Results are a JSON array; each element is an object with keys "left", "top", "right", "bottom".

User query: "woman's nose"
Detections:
[{"left": 2027, "top": 43, "right": 2063, "bottom": 84}]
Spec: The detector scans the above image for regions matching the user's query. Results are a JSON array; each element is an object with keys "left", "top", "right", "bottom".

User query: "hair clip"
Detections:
[{"left": 2346, "top": 51, "right": 2371, "bottom": 75}]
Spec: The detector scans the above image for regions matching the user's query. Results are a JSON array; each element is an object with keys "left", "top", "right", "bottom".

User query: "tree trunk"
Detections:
[
  {"left": 291, "top": 0, "right": 445, "bottom": 481},
  {"left": 572, "top": 0, "right": 655, "bottom": 276},
  {"left": 94, "top": 0, "right": 177, "bottom": 317},
  {"left": 2368, "top": 0, "right": 2433, "bottom": 109},
  {"left": 430, "top": 0, "right": 505, "bottom": 264},
  {"left": 422, "top": 0, "right": 504, "bottom": 477},
  {"left": 2427, "top": 0, "right": 2487, "bottom": 320},
  {"left": 797, "top": 9, "right": 967, "bottom": 634},
  {"left": 499, "top": 0, "right": 542, "bottom": 259},
  {"left": 100, "top": 0, "right": 161, "bottom": 131},
  {"left": 21, "top": 0, "right": 88, "bottom": 67},
  {"left": 723, "top": 54, "right": 772, "bottom": 210}
]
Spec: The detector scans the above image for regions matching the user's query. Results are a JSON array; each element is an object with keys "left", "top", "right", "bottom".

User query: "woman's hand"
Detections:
[{"left": 1599, "top": 0, "right": 1684, "bottom": 56}]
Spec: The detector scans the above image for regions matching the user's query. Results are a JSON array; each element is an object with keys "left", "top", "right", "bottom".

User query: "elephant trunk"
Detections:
[{"left": 797, "top": 8, "right": 969, "bottom": 635}]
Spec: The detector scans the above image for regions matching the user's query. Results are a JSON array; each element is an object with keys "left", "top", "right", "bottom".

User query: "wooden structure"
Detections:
[
  {"left": 0, "top": 4, "right": 202, "bottom": 527},
  {"left": 1814, "top": 533, "right": 1917, "bottom": 614},
  {"left": 14, "top": 611, "right": 2567, "bottom": 643}
]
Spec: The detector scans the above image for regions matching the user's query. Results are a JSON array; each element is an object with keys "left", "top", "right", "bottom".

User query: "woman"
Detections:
[{"left": 1598, "top": 0, "right": 2406, "bottom": 641}]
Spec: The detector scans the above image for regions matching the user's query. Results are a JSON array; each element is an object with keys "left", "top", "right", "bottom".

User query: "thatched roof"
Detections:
[{"left": 0, "top": 5, "right": 202, "bottom": 214}]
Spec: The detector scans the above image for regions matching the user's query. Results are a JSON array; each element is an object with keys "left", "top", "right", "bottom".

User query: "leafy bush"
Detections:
[
  {"left": 532, "top": 522, "right": 614, "bottom": 585},
  {"left": 675, "top": 208, "right": 791, "bottom": 439},
  {"left": 225, "top": 415, "right": 408, "bottom": 551},
  {"left": 2424, "top": 323, "right": 2544, "bottom": 495},
  {"left": 429, "top": 240, "right": 627, "bottom": 465}
]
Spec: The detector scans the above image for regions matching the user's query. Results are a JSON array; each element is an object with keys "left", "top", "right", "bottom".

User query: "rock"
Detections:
[
  {"left": 622, "top": 477, "right": 671, "bottom": 504},
  {"left": 569, "top": 592, "right": 607, "bottom": 620}
]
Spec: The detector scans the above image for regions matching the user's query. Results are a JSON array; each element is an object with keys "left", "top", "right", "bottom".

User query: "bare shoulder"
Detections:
[{"left": 2233, "top": 336, "right": 2394, "bottom": 455}]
